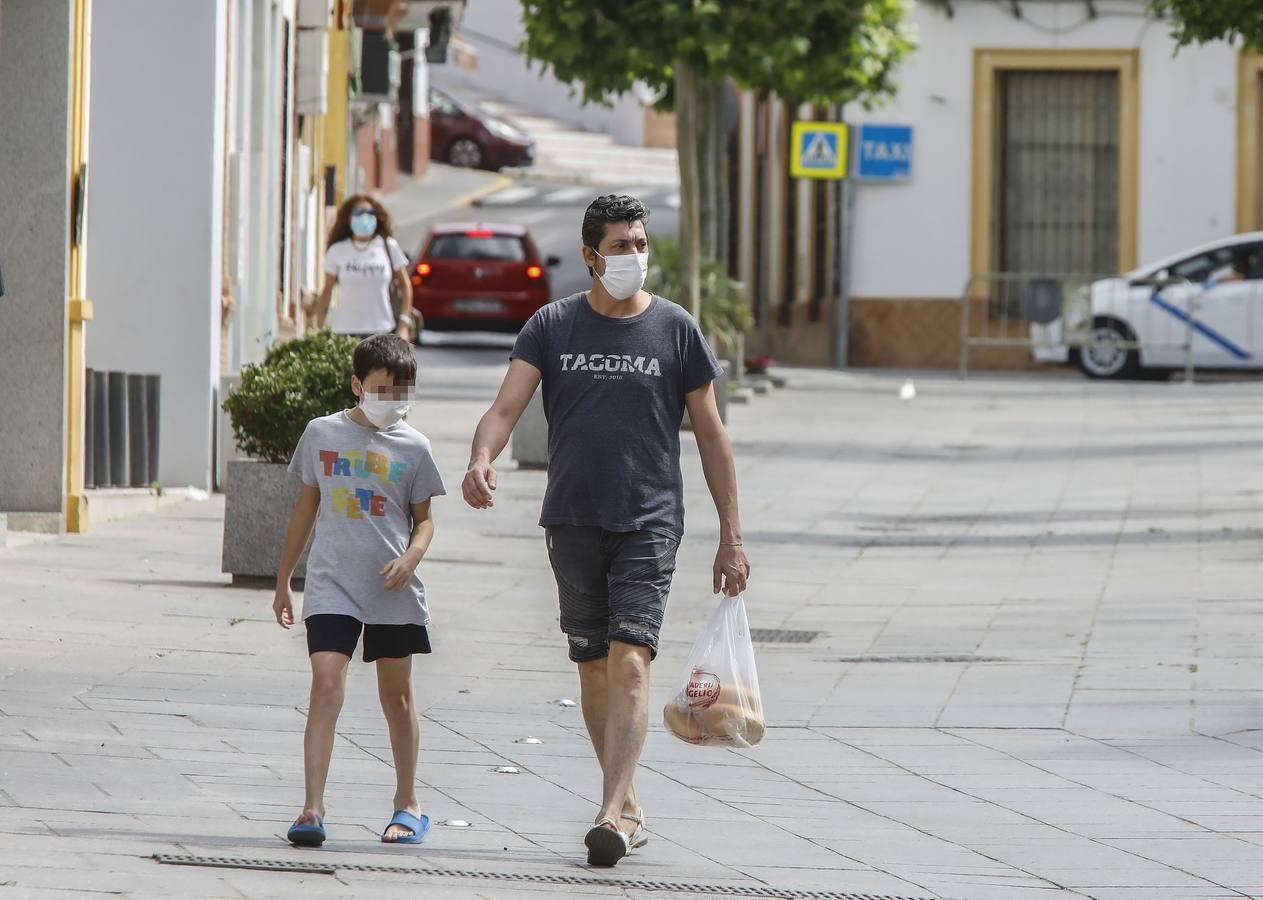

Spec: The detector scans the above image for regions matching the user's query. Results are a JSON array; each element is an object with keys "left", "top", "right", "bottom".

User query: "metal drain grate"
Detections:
[
  {"left": 833, "top": 654, "right": 1007, "bottom": 664},
  {"left": 152, "top": 853, "right": 931, "bottom": 899},
  {"left": 750, "top": 629, "right": 821, "bottom": 644}
]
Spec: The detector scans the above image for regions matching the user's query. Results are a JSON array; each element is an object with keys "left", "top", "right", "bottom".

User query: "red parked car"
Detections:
[
  {"left": 429, "top": 87, "right": 534, "bottom": 171},
  {"left": 409, "top": 223, "right": 560, "bottom": 334}
]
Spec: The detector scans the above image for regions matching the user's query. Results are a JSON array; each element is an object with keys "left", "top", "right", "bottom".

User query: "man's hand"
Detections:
[
  {"left": 713, "top": 543, "right": 751, "bottom": 597},
  {"left": 462, "top": 459, "right": 498, "bottom": 509},
  {"left": 273, "top": 583, "right": 295, "bottom": 629},
  {"left": 381, "top": 549, "right": 421, "bottom": 592}
]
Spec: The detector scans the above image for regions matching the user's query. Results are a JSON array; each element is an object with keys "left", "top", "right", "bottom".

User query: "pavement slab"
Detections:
[{"left": 4, "top": 367, "right": 1263, "bottom": 897}]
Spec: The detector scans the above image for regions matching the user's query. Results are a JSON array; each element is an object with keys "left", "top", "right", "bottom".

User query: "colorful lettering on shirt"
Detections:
[
  {"left": 318, "top": 448, "right": 406, "bottom": 485},
  {"left": 332, "top": 486, "right": 388, "bottom": 519}
]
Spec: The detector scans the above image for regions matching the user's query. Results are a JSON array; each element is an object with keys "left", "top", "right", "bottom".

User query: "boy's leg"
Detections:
[
  {"left": 375, "top": 655, "right": 421, "bottom": 841},
  {"left": 301, "top": 650, "right": 351, "bottom": 824},
  {"left": 577, "top": 658, "right": 641, "bottom": 821}
]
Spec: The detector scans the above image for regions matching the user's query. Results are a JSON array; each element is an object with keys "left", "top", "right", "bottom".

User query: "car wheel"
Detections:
[
  {"left": 1078, "top": 318, "right": 1140, "bottom": 380},
  {"left": 447, "top": 138, "right": 484, "bottom": 168}
]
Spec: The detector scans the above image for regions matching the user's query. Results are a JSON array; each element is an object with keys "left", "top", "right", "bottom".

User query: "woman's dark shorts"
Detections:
[
  {"left": 305, "top": 614, "right": 431, "bottom": 662},
  {"left": 545, "top": 525, "right": 680, "bottom": 663}
]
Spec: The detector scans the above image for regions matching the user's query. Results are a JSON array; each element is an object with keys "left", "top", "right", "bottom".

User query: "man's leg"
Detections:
[
  {"left": 577, "top": 657, "right": 640, "bottom": 824},
  {"left": 375, "top": 655, "right": 421, "bottom": 841},
  {"left": 591, "top": 641, "right": 651, "bottom": 828},
  {"left": 300, "top": 650, "right": 351, "bottom": 824}
]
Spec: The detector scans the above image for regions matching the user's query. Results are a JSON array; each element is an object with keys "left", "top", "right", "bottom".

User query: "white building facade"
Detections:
[{"left": 737, "top": 0, "right": 1253, "bottom": 368}]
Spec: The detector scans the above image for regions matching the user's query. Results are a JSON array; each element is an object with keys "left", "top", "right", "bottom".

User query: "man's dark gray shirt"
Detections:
[{"left": 510, "top": 292, "right": 724, "bottom": 539}]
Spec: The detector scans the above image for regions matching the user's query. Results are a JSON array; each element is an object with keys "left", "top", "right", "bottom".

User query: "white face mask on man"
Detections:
[{"left": 594, "top": 250, "right": 649, "bottom": 300}]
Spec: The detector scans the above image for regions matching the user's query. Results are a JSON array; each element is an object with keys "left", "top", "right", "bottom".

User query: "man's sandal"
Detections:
[
  {"left": 621, "top": 810, "right": 649, "bottom": 850},
  {"left": 584, "top": 817, "right": 629, "bottom": 867}
]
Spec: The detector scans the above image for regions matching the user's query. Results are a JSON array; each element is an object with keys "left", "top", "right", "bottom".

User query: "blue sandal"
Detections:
[
  {"left": 382, "top": 809, "right": 430, "bottom": 845},
  {"left": 286, "top": 814, "right": 325, "bottom": 847}
]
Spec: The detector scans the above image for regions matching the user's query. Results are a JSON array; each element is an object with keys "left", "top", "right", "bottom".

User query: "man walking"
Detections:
[{"left": 461, "top": 195, "right": 750, "bottom": 867}]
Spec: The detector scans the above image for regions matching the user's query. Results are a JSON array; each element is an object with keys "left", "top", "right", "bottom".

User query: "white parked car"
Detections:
[{"left": 1033, "top": 233, "right": 1263, "bottom": 379}]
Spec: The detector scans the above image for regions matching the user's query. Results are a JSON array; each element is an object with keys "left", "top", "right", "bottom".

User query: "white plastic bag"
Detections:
[{"left": 664, "top": 594, "right": 765, "bottom": 748}]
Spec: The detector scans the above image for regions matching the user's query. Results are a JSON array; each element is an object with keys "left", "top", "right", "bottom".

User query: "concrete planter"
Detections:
[
  {"left": 511, "top": 389, "right": 549, "bottom": 470},
  {"left": 222, "top": 459, "right": 310, "bottom": 586}
]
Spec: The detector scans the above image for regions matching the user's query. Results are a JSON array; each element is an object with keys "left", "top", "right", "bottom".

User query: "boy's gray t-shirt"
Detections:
[
  {"left": 288, "top": 411, "right": 446, "bottom": 626},
  {"left": 510, "top": 293, "right": 723, "bottom": 539}
]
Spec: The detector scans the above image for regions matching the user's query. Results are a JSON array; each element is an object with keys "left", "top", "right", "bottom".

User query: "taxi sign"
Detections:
[{"left": 790, "top": 121, "right": 848, "bottom": 179}]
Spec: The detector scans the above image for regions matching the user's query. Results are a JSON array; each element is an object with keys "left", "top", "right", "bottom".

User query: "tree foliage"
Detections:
[
  {"left": 1149, "top": 0, "right": 1263, "bottom": 51},
  {"left": 519, "top": 0, "right": 915, "bottom": 110}
]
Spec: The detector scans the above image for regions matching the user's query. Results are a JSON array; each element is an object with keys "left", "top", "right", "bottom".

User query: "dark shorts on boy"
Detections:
[
  {"left": 545, "top": 525, "right": 679, "bottom": 663},
  {"left": 305, "top": 614, "right": 432, "bottom": 662}
]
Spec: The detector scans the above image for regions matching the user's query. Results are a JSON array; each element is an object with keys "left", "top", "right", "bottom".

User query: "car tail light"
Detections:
[
  {"left": 411, "top": 275, "right": 422, "bottom": 285},
  {"left": 466, "top": 229, "right": 494, "bottom": 238},
  {"left": 526, "top": 265, "right": 543, "bottom": 279},
  {"left": 416, "top": 262, "right": 431, "bottom": 276}
]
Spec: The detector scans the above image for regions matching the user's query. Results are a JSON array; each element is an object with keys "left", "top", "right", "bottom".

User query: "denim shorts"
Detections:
[{"left": 545, "top": 525, "right": 680, "bottom": 663}]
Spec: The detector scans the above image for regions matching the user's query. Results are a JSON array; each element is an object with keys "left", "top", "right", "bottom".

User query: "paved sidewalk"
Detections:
[{"left": 3, "top": 366, "right": 1263, "bottom": 898}]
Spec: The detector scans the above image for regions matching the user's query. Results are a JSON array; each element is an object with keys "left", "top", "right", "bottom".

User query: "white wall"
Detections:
[
  {"left": 85, "top": 0, "right": 226, "bottom": 490},
  {"left": 457, "top": 0, "right": 648, "bottom": 146},
  {"left": 844, "top": 0, "right": 1237, "bottom": 298}
]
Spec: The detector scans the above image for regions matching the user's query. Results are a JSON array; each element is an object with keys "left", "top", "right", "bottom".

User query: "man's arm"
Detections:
[
  {"left": 273, "top": 484, "right": 320, "bottom": 627},
  {"left": 462, "top": 359, "right": 542, "bottom": 508},
  {"left": 382, "top": 499, "right": 435, "bottom": 591},
  {"left": 685, "top": 382, "right": 750, "bottom": 596}
]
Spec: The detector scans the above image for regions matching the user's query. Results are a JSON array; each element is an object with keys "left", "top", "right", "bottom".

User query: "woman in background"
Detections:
[{"left": 313, "top": 195, "right": 418, "bottom": 340}]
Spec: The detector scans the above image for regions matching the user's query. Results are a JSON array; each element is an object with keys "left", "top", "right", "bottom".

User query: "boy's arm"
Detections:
[
  {"left": 382, "top": 499, "right": 435, "bottom": 591},
  {"left": 274, "top": 484, "right": 320, "bottom": 627}
]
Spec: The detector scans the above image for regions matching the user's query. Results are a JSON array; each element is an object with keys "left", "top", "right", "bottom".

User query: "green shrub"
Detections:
[
  {"left": 645, "top": 234, "right": 753, "bottom": 355},
  {"left": 222, "top": 330, "right": 359, "bottom": 464}
]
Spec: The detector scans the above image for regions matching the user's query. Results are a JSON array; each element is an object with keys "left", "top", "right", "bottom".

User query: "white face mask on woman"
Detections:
[{"left": 594, "top": 250, "right": 649, "bottom": 300}]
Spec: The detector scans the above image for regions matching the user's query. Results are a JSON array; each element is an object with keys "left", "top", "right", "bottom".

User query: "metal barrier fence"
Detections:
[{"left": 958, "top": 272, "right": 1208, "bottom": 381}]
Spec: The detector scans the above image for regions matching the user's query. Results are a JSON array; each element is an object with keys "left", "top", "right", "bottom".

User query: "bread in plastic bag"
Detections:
[{"left": 663, "top": 594, "right": 765, "bottom": 748}]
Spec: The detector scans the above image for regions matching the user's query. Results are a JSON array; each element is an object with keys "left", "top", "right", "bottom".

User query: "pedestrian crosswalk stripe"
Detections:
[
  {"left": 543, "top": 185, "right": 592, "bottom": 204},
  {"left": 476, "top": 185, "right": 539, "bottom": 205}
]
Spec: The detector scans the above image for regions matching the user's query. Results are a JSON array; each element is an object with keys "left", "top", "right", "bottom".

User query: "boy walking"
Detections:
[{"left": 273, "top": 334, "right": 446, "bottom": 847}]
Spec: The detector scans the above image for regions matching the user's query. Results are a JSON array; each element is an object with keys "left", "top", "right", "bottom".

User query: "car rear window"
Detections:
[{"left": 428, "top": 234, "right": 527, "bottom": 262}]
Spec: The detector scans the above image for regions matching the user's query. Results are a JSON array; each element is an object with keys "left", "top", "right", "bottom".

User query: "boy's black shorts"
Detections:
[{"left": 305, "top": 614, "right": 432, "bottom": 662}]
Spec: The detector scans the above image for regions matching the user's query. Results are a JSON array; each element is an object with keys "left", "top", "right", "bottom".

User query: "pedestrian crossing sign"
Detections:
[{"left": 790, "top": 121, "right": 848, "bottom": 179}]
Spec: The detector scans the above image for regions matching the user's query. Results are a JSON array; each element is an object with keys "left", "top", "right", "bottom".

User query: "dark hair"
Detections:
[
  {"left": 581, "top": 194, "right": 650, "bottom": 251},
  {"left": 353, "top": 334, "right": 416, "bottom": 384},
  {"left": 328, "top": 194, "right": 396, "bottom": 246},
  {"left": 580, "top": 196, "right": 651, "bottom": 277}
]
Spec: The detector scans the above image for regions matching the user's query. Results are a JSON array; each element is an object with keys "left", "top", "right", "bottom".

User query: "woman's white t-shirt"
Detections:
[{"left": 323, "top": 236, "right": 409, "bottom": 335}]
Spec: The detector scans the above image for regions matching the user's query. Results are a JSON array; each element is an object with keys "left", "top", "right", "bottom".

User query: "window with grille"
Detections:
[{"left": 995, "top": 70, "right": 1120, "bottom": 280}]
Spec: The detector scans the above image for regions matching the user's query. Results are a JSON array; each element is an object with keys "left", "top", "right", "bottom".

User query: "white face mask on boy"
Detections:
[{"left": 359, "top": 394, "right": 409, "bottom": 428}]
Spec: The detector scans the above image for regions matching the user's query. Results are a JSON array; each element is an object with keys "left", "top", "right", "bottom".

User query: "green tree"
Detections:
[
  {"left": 519, "top": 0, "right": 915, "bottom": 319},
  {"left": 1149, "top": 0, "right": 1263, "bottom": 49}
]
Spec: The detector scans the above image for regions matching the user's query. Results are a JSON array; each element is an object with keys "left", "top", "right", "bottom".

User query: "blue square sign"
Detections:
[{"left": 857, "top": 124, "right": 913, "bottom": 181}]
